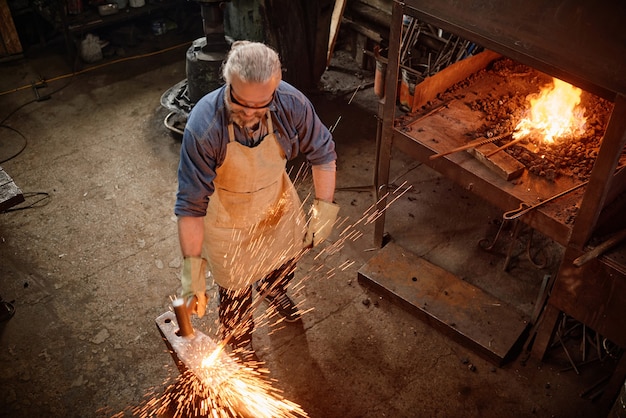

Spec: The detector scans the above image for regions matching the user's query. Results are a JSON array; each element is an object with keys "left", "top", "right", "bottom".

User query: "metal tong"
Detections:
[
  {"left": 504, "top": 164, "right": 626, "bottom": 221},
  {"left": 503, "top": 180, "right": 588, "bottom": 220}
]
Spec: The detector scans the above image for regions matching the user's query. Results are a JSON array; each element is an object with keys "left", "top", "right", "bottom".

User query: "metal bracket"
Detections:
[{"left": 479, "top": 219, "right": 548, "bottom": 271}]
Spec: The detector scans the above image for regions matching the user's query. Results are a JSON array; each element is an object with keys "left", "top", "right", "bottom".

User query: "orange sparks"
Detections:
[
  {"left": 121, "top": 168, "right": 414, "bottom": 418},
  {"left": 128, "top": 357, "right": 307, "bottom": 418},
  {"left": 514, "top": 78, "right": 587, "bottom": 143}
]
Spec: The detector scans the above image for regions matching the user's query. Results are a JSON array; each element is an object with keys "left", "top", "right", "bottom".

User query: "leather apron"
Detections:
[{"left": 203, "top": 112, "right": 306, "bottom": 290}]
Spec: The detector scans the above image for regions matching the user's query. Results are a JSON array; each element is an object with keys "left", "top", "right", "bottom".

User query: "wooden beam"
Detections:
[
  {"left": 327, "top": 0, "right": 347, "bottom": 66},
  {"left": 349, "top": 1, "right": 392, "bottom": 29},
  {"left": 341, "top": 16, "right": 383, "bottom": 43},
  {"left": 569, "top": 94, "right": 626, "bottom": 249},
  {"left": 0, "top": 0, "right": 23, "bottom": 57}
]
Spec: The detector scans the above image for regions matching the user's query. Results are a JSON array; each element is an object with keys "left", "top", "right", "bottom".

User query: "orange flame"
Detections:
[{"left": 513, "top": 78, "right": 586, "bottom": 143}]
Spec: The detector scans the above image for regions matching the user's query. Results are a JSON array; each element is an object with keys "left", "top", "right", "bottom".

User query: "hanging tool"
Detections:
[
  {"left": 429, "top": 131, "right": 511, "bottom": 160},
  {"left": 503, "top": 181, "right": 588, "bottom": 221},
  {"left": 504, "top": 164, "right": 626, "bottom": 221}
]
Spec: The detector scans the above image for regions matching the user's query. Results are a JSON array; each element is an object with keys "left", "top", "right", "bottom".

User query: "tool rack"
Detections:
[{"left": 370, "top": 0, "right": 626, "bottom": 409}]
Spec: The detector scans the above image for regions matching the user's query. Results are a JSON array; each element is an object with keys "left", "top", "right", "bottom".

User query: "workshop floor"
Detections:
[{"left": 0, "top": 38, "right": 620, "bottom": 418}]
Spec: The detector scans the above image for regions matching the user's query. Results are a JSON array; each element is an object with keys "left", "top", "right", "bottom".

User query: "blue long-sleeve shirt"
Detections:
[{"left": 175, "top": 80, "right": 337, "bottom": 217}]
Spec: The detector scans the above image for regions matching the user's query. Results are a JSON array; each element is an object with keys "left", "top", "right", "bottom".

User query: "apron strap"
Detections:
[
  {"left": 266, "top": 109, "right": 273, "bottom": 133},
  {"left": 227, "top": 123, "right": 236, "bottom": 143}
]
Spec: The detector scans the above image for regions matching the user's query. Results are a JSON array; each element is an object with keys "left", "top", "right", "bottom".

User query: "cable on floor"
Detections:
[{"left": 0, "top": 192, "right": 51, "bottom": 214}]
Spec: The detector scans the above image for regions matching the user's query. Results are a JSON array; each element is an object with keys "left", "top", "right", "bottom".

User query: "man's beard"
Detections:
[{"left": 225, "top": 100, "right": 266, "bottom": 129}]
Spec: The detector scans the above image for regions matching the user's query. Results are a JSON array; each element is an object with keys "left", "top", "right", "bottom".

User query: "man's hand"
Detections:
[
  {"left": 181, "top": 256, "right": 208, "bottom": 317},
  {"left": 303, "top": 198, "right": 340, "bottom": 247}
]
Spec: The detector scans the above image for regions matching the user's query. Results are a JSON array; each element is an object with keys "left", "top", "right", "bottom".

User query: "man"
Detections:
[{"left": 175, "top": 41, "right": 339, "bottom": 357}]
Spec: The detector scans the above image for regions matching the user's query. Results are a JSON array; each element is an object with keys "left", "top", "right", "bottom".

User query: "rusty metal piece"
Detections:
[
  {"left": 502, "top": 220, "right": 523, "bottom": 271},
  {"left": 478, "top": 220, "right": 508, "bottom": 252},
  {"left": 522, "top": 227, "right": 548, "bottom": 269}
]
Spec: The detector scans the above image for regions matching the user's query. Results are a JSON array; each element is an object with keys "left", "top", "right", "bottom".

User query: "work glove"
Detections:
[
  {"left": 303, "top": 198, "right": 340, "bottom": 248},
  {"left": 180, "top": 256, "right": 208, "bottom": 318}
]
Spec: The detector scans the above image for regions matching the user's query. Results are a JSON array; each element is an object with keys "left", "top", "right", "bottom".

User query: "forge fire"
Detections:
[
  {"left": 513, "top": 77, "right": 587, "bottom": 144},
  {"left": 464, "top": 58, "right": 615, "bottom": 182}
]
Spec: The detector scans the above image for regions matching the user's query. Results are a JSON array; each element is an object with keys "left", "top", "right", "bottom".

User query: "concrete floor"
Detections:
[{"left": 0, "top": 36, "right": 619, "bottom": 417}]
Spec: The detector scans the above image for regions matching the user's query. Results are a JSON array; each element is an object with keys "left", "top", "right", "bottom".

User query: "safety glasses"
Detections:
[{"left": 229, "top": 86, "right": 274, "bottom": 110}]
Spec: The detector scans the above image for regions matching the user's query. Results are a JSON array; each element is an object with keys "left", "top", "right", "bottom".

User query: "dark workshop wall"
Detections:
[{"left": 225, "top": 0, "right": 334, "bottom": 91}]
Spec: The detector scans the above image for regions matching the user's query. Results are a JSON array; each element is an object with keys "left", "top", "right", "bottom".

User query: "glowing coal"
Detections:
[{"left": 514, "top": 78, "right": 587, "bottom": 143}]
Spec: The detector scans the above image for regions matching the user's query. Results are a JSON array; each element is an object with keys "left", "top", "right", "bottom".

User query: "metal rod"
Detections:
[
  {"left": 580, "top": 374, "right": 611, "bottom": 398},
  {"left": 502, "top": 219, "right": 523, "bottom": 271},
  {"left": 573, "top": 227, "right": 626, "bottom": 266},
  {"left": 429, "top": 131, "right": 511, "bottom": 160},
  {"left": 399, "top": 17, "right": 417, "bottom": 64},
  {"left": 524, "top": 227, "right": 548, "bottom": 269},
  {"left": 485, "top": 135, "right": 522, "bottom": 157},
  {"left": 330, "top": 115, "right": 342, "bottom": 133},
  {"left": 164, "top": 111, "right": 185, "bottom": 135},
  {"left": 530, "top": 274, "right": 551, "bottom": 324},
  {"left": 363, "top": 49, "right": 424, "bottom": 78},
  {"left": 558, "top": 334, "right": 580, "bottom": 375},
  {"left": 504, "top": 164, "right": 626, "bottom": 221}
]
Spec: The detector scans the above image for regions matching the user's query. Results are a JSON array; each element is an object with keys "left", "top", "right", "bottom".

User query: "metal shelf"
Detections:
[
  {"left": 64, "top": 0, "right": 180, "bottom": 34},
  {"left": 39, "top": 0, "right": 194, "bottom": 66}
]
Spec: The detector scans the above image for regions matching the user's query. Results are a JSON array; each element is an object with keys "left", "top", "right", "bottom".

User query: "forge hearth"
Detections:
[
  {"left": 392, "top": 51, "right": 603, "bottom": 239},
  {"left": 399, "top": 56, "right": 615, "bottom": 185},
  {"left": 465, "top": 59, "right": 614, "bottom": 183}
]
